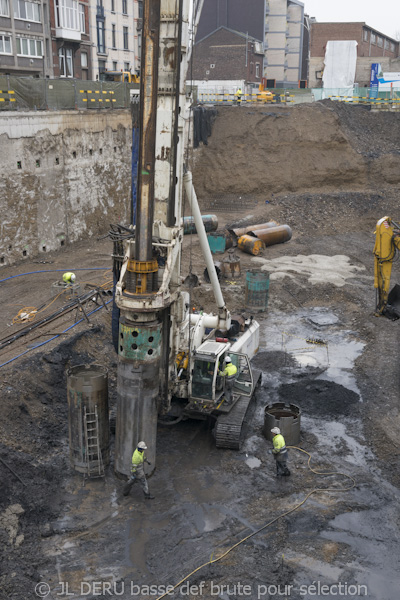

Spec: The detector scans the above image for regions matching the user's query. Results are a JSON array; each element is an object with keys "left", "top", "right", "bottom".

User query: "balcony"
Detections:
[{"left": 55, "top": 27, "right": 81, "bottom": 41}]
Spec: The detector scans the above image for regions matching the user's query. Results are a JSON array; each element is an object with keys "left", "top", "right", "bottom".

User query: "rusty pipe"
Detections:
[{"left": 135, "top": 0, "right": 161, "bottom": 262}]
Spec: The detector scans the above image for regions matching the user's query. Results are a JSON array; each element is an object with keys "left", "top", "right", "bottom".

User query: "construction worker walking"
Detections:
[
  {"left": 270, "top": 427, "right": 290, "bottom": 476},
  {"left": 62, "top": 272, "right": 76, "bottom": 285},
  {"left": 219, "top": 356, "right": 237, "bottom": 405},
  {"left": 123, "top": 441, "right": 155, "bottom": 499}
]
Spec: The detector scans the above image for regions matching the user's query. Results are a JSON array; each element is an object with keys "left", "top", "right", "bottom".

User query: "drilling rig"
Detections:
[{"left": 114, "top": 0, "right": 261, "bottom": 477}]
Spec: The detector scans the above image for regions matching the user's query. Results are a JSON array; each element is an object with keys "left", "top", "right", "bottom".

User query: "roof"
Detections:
[{"left": 196, "top": 26, "right": 262, "bottom": 46}]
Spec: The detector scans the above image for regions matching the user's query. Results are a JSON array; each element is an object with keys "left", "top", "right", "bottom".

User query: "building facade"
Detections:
[
  {"left": 192, "top": 26, "right": 264, "bottom": 85},
  {"left": 0, "top": 0, "right": 51, "bottom": 76},
  {"left": 196, "top": 0, "right": 306, "bottom": 88},
  {"left": 49, "top": 0, "right": 92, "bottom": 79},
  {"left": 309, "top": 22, "right": 400, "bottom": 87},
  {"left": 265, "top": 0, "right": 305, "bottom": 86},
  {"left": 89, "top": 0, "right": 141, "bottom": 80}
]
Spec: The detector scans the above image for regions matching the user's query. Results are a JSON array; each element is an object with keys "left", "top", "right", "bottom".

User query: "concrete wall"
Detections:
[{"left": 0, "top": 109, "right": 132, "bottom": 266}]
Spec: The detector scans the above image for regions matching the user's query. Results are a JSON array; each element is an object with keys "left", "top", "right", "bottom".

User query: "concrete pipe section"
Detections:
[{"left": 264, "top": 402, "right": 301, "bottom": 445}]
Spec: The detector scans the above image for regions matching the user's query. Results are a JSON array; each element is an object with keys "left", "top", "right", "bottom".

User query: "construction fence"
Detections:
[{"left": 0, "top": 76, "right": 138, "bottom": 111}]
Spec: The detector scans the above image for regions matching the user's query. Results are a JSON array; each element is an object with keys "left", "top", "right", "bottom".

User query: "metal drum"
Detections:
[
  {"left": 264, "top": 402, "right": 301, "bottom": 445},
  {"left": 67, "top": 364, "right": 110, "bottom": 473},
  {"left": 183, "top": 214, "right": 218, "bottom": 235},
  {"left": 238, "top": 235, "right": 265, "bottom": 256},
  {"left": 245, "top": 270, "right": 270, "bottom": 312}
]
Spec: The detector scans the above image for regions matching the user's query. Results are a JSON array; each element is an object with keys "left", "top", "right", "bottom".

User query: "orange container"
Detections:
[{"left": 238, "top": 235, "right": 265, "bottom": 256}]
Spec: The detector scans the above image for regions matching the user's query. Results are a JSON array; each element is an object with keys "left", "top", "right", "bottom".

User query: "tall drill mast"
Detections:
[{"left": 114, "top": 0, "right": 191, "bottom": 475}]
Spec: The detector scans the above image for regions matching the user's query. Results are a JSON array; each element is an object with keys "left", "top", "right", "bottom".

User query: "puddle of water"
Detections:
[
  {"left": 284, "top": 550, "right": 343, "bottom": 580},
  {"left": 245, "top": 456, "right": 261, "bottom": 469},
  {"left": 261, "top": 310, "right": 365, "bottom": 396},
  {"left": 301, "top": 415, "right": 373, "bottom": 468}
]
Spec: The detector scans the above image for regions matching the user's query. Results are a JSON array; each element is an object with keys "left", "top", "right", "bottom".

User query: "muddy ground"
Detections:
[{"left": 1, "top": 101, "right": 400, "bottom": 600}]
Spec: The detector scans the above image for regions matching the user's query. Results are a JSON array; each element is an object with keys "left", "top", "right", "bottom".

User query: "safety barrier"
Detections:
[
  {"left": 198, "top": 92, "right": 295, "bottom": 105},
  {"left": 0, "top": 88, "right": 16, "bottom": 104},
  {"left": 0, "top": 76, "right": 136, "bottom": 111}
]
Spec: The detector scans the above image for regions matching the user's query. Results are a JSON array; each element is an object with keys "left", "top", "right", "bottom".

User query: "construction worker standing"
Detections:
[
  {"left": 219, "top": 356, "right": 237, "bottom": 405},
  {"left": 123, "top": 441, "right": 155, "bottom": 499},
  {"left": 270, "top": 427, "right": 290, "bottom": 476},
  {"left": 235, "top": 88, "right": 243, "bottom": 106},
  {"left": 62, "top": 272, "right": 76, "bottom": 285}
]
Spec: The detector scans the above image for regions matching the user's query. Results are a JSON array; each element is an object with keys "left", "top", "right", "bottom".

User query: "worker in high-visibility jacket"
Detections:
[
  {"left": 270, "top": 427, "right": 290, "bottom": 476},
  {"left": 219, "top": 356, "right": 237, "bottom": 405},
  {"left": 235, "top": 88, "right": 243, "bottom": 106},
  {"left": 123, "top": 441, "right": 154, "bottom": 499},
  {"left": 62, "top": 272, "right": 76, "bottom": 285}
]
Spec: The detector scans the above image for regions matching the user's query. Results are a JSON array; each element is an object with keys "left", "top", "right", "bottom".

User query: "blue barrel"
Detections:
[
  {"left": 245, "top": 270, "right": 269, "bottom": 312},
  {"left": 207, "top": 231, "right": 233, "bottom": 254}
]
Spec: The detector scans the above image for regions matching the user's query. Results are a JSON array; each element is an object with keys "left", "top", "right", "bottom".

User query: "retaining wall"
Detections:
[{"left": 0, "top": 109, "right": 132, "bottom": 266}]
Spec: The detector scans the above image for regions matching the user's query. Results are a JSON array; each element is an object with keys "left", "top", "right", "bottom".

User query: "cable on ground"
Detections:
[{"left": 155, "top": 446, "right": 355, "bottom": 600}]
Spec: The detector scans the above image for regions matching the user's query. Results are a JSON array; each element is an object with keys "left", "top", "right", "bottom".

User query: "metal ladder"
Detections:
[{"left": 83, "top": 405, "right": 104, "bottom": 478}]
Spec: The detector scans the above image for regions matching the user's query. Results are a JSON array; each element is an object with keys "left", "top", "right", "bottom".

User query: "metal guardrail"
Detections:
[{"left": 198, "top": 92, "right": 295, "bottom": 105}]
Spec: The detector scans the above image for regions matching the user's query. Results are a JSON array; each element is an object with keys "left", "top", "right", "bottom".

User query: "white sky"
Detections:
[{"left": 303, "top": 0, "right": 400, "bottom": 40}]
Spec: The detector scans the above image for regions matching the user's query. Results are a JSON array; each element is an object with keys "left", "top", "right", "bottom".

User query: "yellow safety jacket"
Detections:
[
  {"left": 220, "top": 363, "right": 238, "bottom": 380},
  {"left": 62, "top": 272, "right": 75, "bottom": 283},
  {"left": 272, "top": 434, "right": 287, "bottom": 454},
  {"left": 131, "top": 448, "right": 144, "bottom": 471}
]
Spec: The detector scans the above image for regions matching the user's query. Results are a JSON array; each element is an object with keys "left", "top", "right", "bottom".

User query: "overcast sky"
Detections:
[{"left": 303, "top": 0, "right": 400, "bottom": 40}]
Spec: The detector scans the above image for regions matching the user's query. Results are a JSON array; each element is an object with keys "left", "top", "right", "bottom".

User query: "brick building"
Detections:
[
  {"left": 192, "top": 26, "right": 264, "bottom": 84},
  {"left": 49, "top": 0, "right": 92, "bottom": 79},
  {"left": 196, "top": 0, "right": 307, "bottom": 88},
  {"left": 310, "top": 22, "right": 400, "bottom": 88}
]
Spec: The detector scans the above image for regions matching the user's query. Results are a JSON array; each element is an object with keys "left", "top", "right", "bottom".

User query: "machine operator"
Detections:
[{"left": 219, "top": 356, "right": 237, "bottom": 405}]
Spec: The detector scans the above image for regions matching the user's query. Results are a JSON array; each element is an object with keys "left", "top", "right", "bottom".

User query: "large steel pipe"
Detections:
[{"left": 135, "top": 0, "right": 161, "bottom": 262}]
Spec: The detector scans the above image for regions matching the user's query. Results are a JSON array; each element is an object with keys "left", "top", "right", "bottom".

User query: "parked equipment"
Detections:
[{"left": 373, "top": 216, "right": 400, "bottom": 318}]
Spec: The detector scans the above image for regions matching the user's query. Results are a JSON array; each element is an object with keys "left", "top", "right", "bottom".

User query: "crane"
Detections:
[{"left": 113, "top": 0, "right": 260, "bottom": 477}]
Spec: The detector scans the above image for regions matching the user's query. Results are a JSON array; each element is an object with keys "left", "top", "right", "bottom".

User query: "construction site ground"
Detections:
[{"left": 0, "top": 100, "right": 399, "bottom": 600}]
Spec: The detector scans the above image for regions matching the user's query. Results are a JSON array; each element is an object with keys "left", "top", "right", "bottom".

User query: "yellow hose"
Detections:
[{"left": 155, "top": 446, "right": 356, "bottom": 600}]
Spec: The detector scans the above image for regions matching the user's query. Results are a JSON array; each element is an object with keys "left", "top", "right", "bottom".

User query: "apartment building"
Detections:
[
  {"left": 0, "top": 0, "right": 51, "bottom": 76},
  {"left": 49, "top": 0, "right": 92, "bottom": 79},
  {"left": 265, "top": 0, "right": 305, "bottom": 86},
  {"left": 89, "top": 0, "right": 142, "bottom": 80},
  {"left": 309, "top": 22, "right": 400, "bottom": 87}
]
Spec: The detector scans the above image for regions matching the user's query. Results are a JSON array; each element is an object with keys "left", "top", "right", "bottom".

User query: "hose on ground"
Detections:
[{"left": 155, "top": 446, "right": 356, "bottom": 600}]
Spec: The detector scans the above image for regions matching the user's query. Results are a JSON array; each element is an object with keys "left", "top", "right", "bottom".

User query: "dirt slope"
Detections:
[{"left": 192, "top": 101, "right": 400, "bottom": 200}]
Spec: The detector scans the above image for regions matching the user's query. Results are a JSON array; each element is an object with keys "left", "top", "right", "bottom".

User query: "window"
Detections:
[
  {"left": 55, "top": 0, "right": 79, "bottom": 30},
  {"left": 0, "top": 34, "right": 12, "bottom": 54},
  {"left": 384, "top": 39, "right": 389, "bottom": 50},
  {"left": 255, "top": 63, "right": 260, "bottom": 78},
  {"left": 81, "top": 51, "right": 88, "bottom": 67},
  {"left": 124, "top": 61, "right": 129, "bottom": 71},
  {"left": 122, "top": 0, "right": 127, "bottom": 14},
  {"left": 112, "top": 60, "right": 117, "bottom": 70},
  {"left": 391, "top": 42, "right": 395, "bottom": 52},
  {"left": 97, "top": 18, "right": 105, "bottom": 52},
  {"left": 112, "top": 23, "right": 116, "bottom": 48},
  {"left": 371, "top": 33, "right": 376, "bottom": 44},
  {"left": 138, "top": 0, "right": 142, "bottom": 18},
  {"left": 98, "top": 59, "right": 106, "bottom": 74},
  {"left": 111, "top": 0, "right": 114, "bottom": 11},
  {"left": 123, "top": 26, "right": 128, "bottom": 49},
  {"left": 377, "top": 36, "right": 383, "bottom": 48},
  {"left": 16, "top": 36, "right": 42, "bottom": 57},
  {"left": 0, "top": 0, "right": 9, "bottom": 17},
  {"left": 363, "top": 30, "right": 368, "bottom": 42},
  {"left": 79, "top": 4, "right": 85, "bottom": 33},
  {"left": 14, "top": 0, "right": 40, "bottom": 22},
  {"left": 59, "top": 47, "right": 73, "bottom": 76}
]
